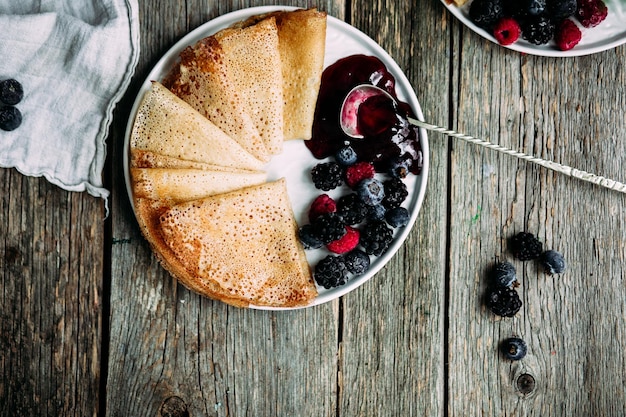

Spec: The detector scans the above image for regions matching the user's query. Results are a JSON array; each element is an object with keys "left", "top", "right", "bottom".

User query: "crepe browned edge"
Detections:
[
  {"left": 232, "top": 8, "right": 327, "bottom": 140},
  {"left": 157, "top": 179, "right": 317, "bottom": 308},
  {"left": 163, "top": 34, "right": 270, "bottom": 162},
  {"left": 134, "top": 197, "right": 253, "bottom": 308}
]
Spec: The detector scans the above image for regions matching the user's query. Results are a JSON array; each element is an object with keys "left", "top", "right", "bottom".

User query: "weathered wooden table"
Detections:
[{"left": 3, "top": 0, "right": 626, "bottom": 415}]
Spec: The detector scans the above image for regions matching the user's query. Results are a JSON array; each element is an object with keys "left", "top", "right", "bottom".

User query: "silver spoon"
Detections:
[{"left": 340, "top": 84, "right": 626, "bottom": 194}]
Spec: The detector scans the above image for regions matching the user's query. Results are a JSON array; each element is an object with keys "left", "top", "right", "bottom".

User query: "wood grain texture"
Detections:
[
  {"left": 447, "top": 18, "right": 626, "bottom": 417},
  {"left": 0, "top": 171, "right": 104, "bottom": 416}
]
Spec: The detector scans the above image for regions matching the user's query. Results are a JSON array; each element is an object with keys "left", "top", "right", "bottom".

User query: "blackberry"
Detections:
[
  {"left": 469, "top": 0, "right": 505, "bottom": 30},
  {"left": 485, "top": 286, "right": 522, "bottom": 317},
  {"left": 298, "top": 224, "right": 323, "bottom": 250},
  {"left": 337, "top": 193, "right": 368, "bottom": 225},
  {"left": 548, "top": 0, "right": 577, "bottom": 19},
  {"left": 500, "top": 337, "right": 527, "bottom": 360},
  {"left": 311, "top": 212, "right": 346, "bottom": 245},
  {"left": 540, "top": 250, "right": 566, "bottom": 275},
  {"left": 511, "top": 232, "right": 543, "bottom": 261},
  {"left": 490, "top": 261, "right": 517, "bottom": 288},
  {"left": 344, "top": 250, "right": 371, "bottom": 275},
  {"left": 0, "top": 106, "right": 22, "bottom": 131},
  {"left": 356, "top": 178, "right": 385, "bottom": 206},
  {"left": 311, "top": 161, "right": 343, "bottom": 191},
  {"left": 0, "top": 79, "right": 23, "bottom": 105},
  {"left": 521, "top": 15, "right": 556, "bottom": 45},
  {"left": 314, "top": 255, "right": 348, "bottom": 289},
  {"left": 335, "top": 146, "right": 358, "bottom": 166},
  {"left": 360, "top": 220, "right": 394, "bottom": 256},
  {"left": 385, "top": 206, "right": 410, "bottom": 228},
  {"left": 382, "top": 177, "right": 408, "bottom": 209}
]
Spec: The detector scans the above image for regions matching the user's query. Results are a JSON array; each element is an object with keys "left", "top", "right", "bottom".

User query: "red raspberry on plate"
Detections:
[
  {"left": 327, "top": 226, "right": 360, "bottom": 254},
  {"left": 555, "top": 19, "right": 582, "bottom": 50},
  {"left": 493, "top": 17, "right": 521, "bottom": 46},
  {"left": 576, "top": 0, "right": 608, "bottom": 28},
  {"left": 344, "top": 161, "right": 375, "bottom": 188},
  {"left": 309, "top": 194, "right": 337, "bottom": 222}
]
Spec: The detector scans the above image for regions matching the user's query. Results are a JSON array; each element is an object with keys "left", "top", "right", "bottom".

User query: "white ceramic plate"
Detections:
[
  {"left": 442, "top": 0, "right": 626, "bottom": 57},
  {"left": 124, "top": 6, "right": 429, "bottom": 309}
]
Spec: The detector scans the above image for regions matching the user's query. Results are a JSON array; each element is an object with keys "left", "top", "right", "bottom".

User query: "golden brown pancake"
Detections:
[
  {"left": 157, "top": 179, "right": 317, "bottom": 308},
  {"left": 130, "top": 82, "right": 264, "bottom": 171}
]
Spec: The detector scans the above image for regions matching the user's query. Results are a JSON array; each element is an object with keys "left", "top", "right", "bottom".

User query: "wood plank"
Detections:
[
  {"left": 107, "top": 2, "right": 343, "bottom": 416},
  {"left": 447, "top": 20, "right": 626, "bottom": 415},
  {"left": 339, "top": 0, "right": 448, "bottom": 415},
  {"left": 0, "top": 171, "right": 104, "bottom": 416}
]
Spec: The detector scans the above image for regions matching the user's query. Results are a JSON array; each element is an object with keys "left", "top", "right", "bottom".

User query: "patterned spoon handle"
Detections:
[{"left": 409, "top": 117, "right": 626, "bottom": 194}]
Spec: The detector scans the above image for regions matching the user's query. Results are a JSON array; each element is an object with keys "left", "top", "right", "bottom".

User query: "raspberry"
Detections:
[
  {"left": 555, "top": 19, "right": 582, "bottom": 51},
  {"left": 356, "top": 178, "right": 385, "bottom": 206},
  {"left": 327, "top": 226, "right": 360, "bottom": 254},
  {"left": 0, "top": 106, "right": 22, "bottom": 131},
  {"left": 490, "top": 261, "right": 517, "bottom": 288},
  {"left": 576, "top": 0, "right": 607, "bottom": 28},
  {"left": 344, "top": 250, "right": 371, "bottom": 275},
  {"left": 510, "top": 232, "right": 543, "bottom": 261},
  {"left": 493, "top": 17, "right": 521, "bottom": 46},
  {"left": 314, "top": 255, "right": 348, "bottom": 289},
  {"left": 500, "top": 337, "right": 527, "bottom": 360},
  {"left": 298, "top": 224, "right": 323, "bottom": 250},
  {"left": 308, "top": 194, "right": 337, "bottom": 222},
  {"left": 382, "top": 177, "right": 408, "bottom": 209},
  {"left": 540, "top": 250, "right": 566, "bottom": 274},
  {"left": 360, "top": 220, "right": 393, "bottom": 256},
  {"left": 521, "top": 15, "right": 555, "bottom": 45},
  {"left": 344, "top": 161, "right": 375, "bottom": 188},
  {"left": 0, "top": 79, "right": 23, "bottom": 105},
  {"left": 469, "top": 0, "right": 505, "bottom": 29},
  {"left": 336, "top": 193, "right": 368, "bottom": 225},
  {"left": 311, "top": 212, "right": 346, "bottom": 245},
  {"left": 485, "top": 286, "right": 522, "bottom": 317},
  {"left": 311, "top": 161, "right": 343, "bottom": 191}
]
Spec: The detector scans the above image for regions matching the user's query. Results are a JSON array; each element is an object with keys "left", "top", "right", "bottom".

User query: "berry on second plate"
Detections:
[
  {"left": 0, "top": 79, "right": 24, "bottom": 106},
  {"left": 511, "top": 232, "right": 543, "bottom": 261},
  {"left": 0, "top": 106, "right": 22, "bottom": 131},
  {"left": 327, "top": 226, "right": 360, "bottom": 254},
  {"left": 311, "top": 161, "right": 343, "bottom": 191},
  {"left": 540, "top": 249, "right": 566, "bottom": 274},
  {"left": 344, "top": 250, "right": 371, "bottom": 275},
  {"left": 356, "top": 178, "right": 385, "bottom": 206},
  {"left": 500, "top": 337, "right": 528, "bottom": 360},
  {"left": 314, "top": 255, "right": 349, "bottom": 289},
  {"left": 490, "top": 261, "right": 517, "bottom": 288},
  {"left": 360, "top": 220, "right": 394, "bottom": 256},
  {"left": 485, "top": 286, "right": 522, "bottom": 317}
]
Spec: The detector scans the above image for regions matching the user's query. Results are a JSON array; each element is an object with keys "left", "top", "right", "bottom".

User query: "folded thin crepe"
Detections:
[{"left": 0, "top": 0, "right": 140, "bottom": 202}]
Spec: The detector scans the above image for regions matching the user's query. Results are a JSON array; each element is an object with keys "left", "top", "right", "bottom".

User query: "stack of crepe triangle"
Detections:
[{"left": 129, "top": 8, "right": 327, "bottom": 308}]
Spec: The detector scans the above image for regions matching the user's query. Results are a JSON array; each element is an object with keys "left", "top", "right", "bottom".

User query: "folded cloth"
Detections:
[{"left": 0, "top": 0, "right": 140, "bottom": 203}]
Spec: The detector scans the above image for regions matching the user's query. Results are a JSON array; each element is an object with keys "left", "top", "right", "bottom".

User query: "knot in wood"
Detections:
[
  {"left": 516, "top": 373, "right": 536, "bottom": 395},
  {"left": 159, "top": 396, "right": 189, "bottom": 417}
]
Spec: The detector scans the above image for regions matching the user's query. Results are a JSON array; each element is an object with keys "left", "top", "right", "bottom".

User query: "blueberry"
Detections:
[
  {"left": 387, "top": 156, "right": 410, "bottom": 178},
  {"left": 0, "top": 106, "right": 22, "bottom": 131},
  {"left": 344, "top": 250, "right": 371, "bottom": 275},
  {"left": 356, "top": 178, "right": 385, "bottom": 206},
  {"left": 540, "top": 250, "right": 566, "bottom": 275},
  {"left": 385, "top": 206, "right": 410, "bottom": 228},
  {"left": 0, "top": 79, "right": 23, "bottom": 105},
  {"left": 500, "top": 337, "right": 527, "bottom": 361},
  {"left": 366, "top": 204, "right": 387, "bottom": 221},
  {"left": 335, "top": 146, "right": 358, "bottom": 166},
  {"left": 298, "top": 224, "right": 323, "bottom": 250},
  {"left": 491, "top": 261, "right": 517, "bottom": 288}
]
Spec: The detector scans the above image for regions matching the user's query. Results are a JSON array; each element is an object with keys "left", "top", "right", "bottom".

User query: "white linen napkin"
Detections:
[{"left": 0, "top": 0, "right": 139, "bottom": 204}]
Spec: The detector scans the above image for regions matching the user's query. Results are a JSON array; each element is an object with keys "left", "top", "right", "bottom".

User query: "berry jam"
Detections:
[{"left": 307, "top": 54, "right": 423, "bottom": 175}]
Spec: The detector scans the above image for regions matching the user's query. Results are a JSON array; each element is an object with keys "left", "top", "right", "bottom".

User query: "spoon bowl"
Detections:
[{"left": 340, "top": 84, "right": 626, "bottom": 194}]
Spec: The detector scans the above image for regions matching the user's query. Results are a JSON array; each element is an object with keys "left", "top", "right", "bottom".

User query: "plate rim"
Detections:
[
  {"left": 441, "top": 0, "right": 626, "bottom": 57},
  {"left": 123, "top": 5, "right": 430, "bottom": 310}
]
